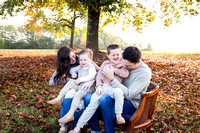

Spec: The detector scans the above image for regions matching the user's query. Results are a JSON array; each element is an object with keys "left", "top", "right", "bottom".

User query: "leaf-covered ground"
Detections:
[{"left": 0, "top": 49, "right": 199, "bottom": 133}]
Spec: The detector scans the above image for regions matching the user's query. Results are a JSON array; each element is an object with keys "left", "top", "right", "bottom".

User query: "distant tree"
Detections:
[
  {"left": 24, "top": 31, "right": 39, "bottom": 49},
  {"left": 99, "top": 31, "right": 116, "bottom": 50},
  {"left": 147, "top": 43, "right": 153, "bottom": 51},
  {"left": 0, "top": 26, "right": 4, "bottom": 49},
  {"left": 142, "top": 43, "right": 153, "bottom": 51},
  {"left": 12, "top": 39, "right": 27, "bottom": 49},
  {"left": 0, "top": 38, "right": 3, "bottom": 49},
  {"left": 0, "top": 25, "right": 17, "bottom": 49},
  {"left": 37, "top": 35, "right": 56, "bottom": 49},
  {"left": 99, "top": 31, "right": 128, "bottom": 50},
  {"left": 133, "top": 43, "right": 143, "bottom": 50}
]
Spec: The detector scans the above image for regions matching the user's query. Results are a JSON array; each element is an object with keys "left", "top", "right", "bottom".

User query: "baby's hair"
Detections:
[
  {"left": 107, "top": 44, "right": 120, "bottom": 55},
  {"left": 79, "top": 48, "right": 93, "bottom": 60}
]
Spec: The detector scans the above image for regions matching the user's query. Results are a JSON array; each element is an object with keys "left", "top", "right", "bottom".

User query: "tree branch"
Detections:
[
  {"left": 74, "top": 15, "right": 82, "bottom": 19},
  {"left": 59, "top": 19, "right": 72, "bottom": 24},
  {"left": 62, "top": 24, "right": 72, "bottom": 28}
]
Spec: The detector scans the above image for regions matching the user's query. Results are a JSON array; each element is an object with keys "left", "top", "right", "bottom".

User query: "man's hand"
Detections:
[
  {"left": 96, "top": 86, "right": 103, "bottom": 95},
  {"left": 102, "top": 64, "right": 115, "bottom": 81},
  {"left": 74, "top": 79, "right": 80, "bottom": 85},
  {"left": 71, "top": 72, "right": 77, "bottom": 79}
]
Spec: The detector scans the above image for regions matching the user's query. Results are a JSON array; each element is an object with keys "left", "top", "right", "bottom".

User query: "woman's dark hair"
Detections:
[
  {"left": 123, "top": 46, "right": 141, "bottom": 63},
  {"left": 54, "top": 46, "right": 79, "bottom": 83}
]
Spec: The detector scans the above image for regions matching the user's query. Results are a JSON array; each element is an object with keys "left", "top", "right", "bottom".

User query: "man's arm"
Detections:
[
  {"left": 102, "top": 65, "right": 151, "bottom": 99},
  {"left": 111, "top": 73, "right": 151, "bottom": 99}
]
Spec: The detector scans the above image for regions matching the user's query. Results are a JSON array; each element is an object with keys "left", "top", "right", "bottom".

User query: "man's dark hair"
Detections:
[
  {"left": 123, "top": 46, "right": 141, "bottom": 63},
  {"left": 107, "top": 44, "right": 120, "bottom": 55}
]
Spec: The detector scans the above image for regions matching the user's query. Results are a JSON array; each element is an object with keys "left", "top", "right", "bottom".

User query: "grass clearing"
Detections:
[{"left": 0, "top": 49, "right": 199, "bottom": 132}]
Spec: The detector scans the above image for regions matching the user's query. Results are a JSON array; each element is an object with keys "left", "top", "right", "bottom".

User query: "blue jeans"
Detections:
[
  {"left": 60, "top": 98, "right": 84, "bottom": 129},
  {"left": 84, "top": 94, "right": 137, "bottom": 133},
  {"left": 60, "top": 97, "right": 100, "bottom": 131}
]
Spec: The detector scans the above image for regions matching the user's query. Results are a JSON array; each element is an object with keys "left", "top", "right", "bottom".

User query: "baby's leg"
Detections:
[
  {"left": 59, "top": 80, "right": 78, "bottom": 97},
  {"left": 58, "top": 89, "right": 88, "bottom": 124},
  {"left": 47, "top": 80, "right": 78, "bottom": 106},
  {"left": 71, "top": 89, "right": 88, "bottom": 109},
  {"left": 64, "top": 89, "right": 76, "bottom": 98}
]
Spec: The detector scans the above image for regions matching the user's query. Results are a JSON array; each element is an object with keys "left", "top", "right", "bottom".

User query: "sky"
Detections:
[
  {"left": 0, "top": 0, "right": 200, "bottom": 52},
  {"left": 104, "top": 16, "right": 200, "bottom": 52}
]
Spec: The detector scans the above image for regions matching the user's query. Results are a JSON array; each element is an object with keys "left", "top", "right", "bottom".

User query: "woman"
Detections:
[
  {"left": 49, "top": 46, "right": 79, "bottom": 87},
  {"left": 48, "top": 46, "right": 99, "bottom": 133}
]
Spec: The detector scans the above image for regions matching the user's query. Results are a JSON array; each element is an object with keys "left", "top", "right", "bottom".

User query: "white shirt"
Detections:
[{"left": 69, "top": 64, "right": 96, "bottom": 83}]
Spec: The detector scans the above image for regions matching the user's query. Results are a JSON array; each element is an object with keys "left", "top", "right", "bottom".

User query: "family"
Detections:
[{"left": 48, "top": 44, "right": 152, "bottom": 133}]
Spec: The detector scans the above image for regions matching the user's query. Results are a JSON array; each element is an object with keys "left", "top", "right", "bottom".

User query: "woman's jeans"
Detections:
[
  {"left": 60, "top": 98, "right": 84, "bottom": 129},
  {"left": 84, "top": 94, "right": 137, "bottom": 133},
  {"left": 60, "top": 97, "right": 100, "bottom": 131}
]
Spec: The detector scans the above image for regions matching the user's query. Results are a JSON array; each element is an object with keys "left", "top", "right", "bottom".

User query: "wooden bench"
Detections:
[{"left": 116, "top": 82, "right": 159, "bottom": 133}]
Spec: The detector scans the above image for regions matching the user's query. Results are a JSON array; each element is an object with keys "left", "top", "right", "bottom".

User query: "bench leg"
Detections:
[{"left": 146, "top": 126, "right": 151, "bottom": 133}]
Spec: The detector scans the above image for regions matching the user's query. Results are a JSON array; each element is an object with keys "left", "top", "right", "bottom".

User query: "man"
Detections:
[{"left": 88, "top": 46, "right": 152, "bottom": 133}]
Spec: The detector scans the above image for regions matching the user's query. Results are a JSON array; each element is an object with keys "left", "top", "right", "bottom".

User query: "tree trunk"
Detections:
[
  {"left": 86, "top": 6, "right": 100, "bottom": 52},
  {"left": 70, "top": 19, "right": 75, "bottom": 48}
]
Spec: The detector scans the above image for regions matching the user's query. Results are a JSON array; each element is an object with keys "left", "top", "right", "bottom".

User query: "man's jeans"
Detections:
[{"left": 84, "top": 94, "right": 137, "bottom": 133}]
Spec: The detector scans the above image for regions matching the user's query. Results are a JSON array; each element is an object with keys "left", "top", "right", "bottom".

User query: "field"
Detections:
[{"left": 0, "top": 49, "right": 199, "bottom": 132}]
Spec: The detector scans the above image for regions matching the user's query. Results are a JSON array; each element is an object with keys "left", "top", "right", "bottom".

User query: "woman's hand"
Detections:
[
  {"left": 102, "top": 64, "right": 115, "bottom": 81},
  {"left": 96, "top": 86, "right": 103, "bottom": 95},
  {"left": 80, "top": 80, "right": 95, "bottom": 91},
  {"left": 71, "top": 72, "right": 77, "bottom": 79}
]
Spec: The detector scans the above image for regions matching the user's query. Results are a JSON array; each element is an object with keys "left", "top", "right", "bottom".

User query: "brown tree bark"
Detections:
[
  {"left": 70, "top": 19, "right": 75, "bottom": 48},
  {"left": 86, "top": 6, "right": 100, "bottom": 52}
]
